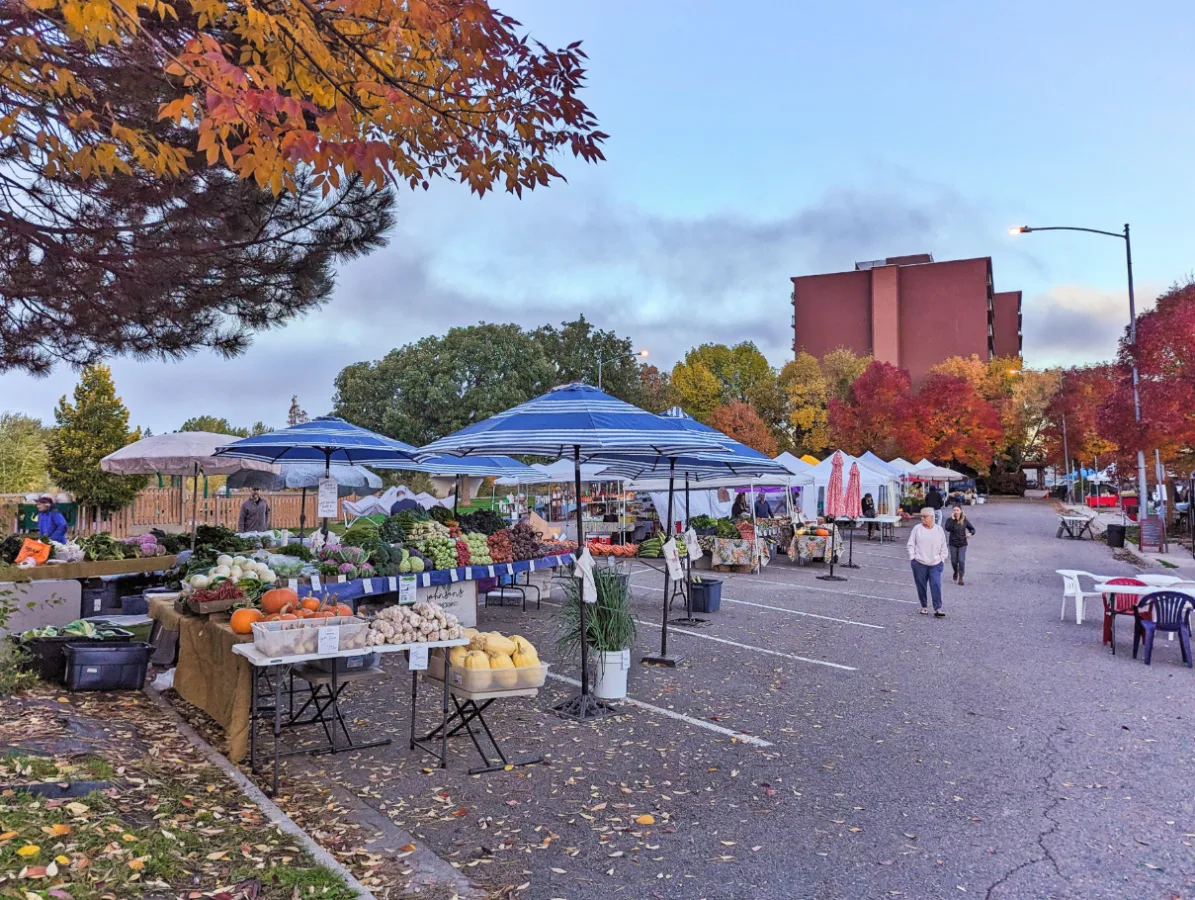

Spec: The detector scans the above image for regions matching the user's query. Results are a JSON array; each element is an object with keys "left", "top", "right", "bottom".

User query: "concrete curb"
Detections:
[{"left": 142, "top": 685, "right": 378, "bottom": 900}]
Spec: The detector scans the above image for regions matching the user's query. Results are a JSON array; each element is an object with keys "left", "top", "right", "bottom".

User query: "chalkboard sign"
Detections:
[{"left": 1138, "top": 515, "right": 1167, "bottom": 553}]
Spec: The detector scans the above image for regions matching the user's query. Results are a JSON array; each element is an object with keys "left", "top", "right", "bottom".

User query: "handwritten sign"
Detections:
[
  {"left": 317, "top": 477, "right": 339, "bottom": 518},
  {"left": 1138, "top": 515, "right": 1167, "bottom": 553},
  {"left": 398, "top": 575, "right": 417, "bottom": 605},
  {"left": 662, "top": 538, "right": 683, "bottom": 581},
  {"left": 387, "top": 576, "right": 398, "bottom": 593},
  {"left": 310, "top": 574, "right": 321, "bottom": 592},
  {"left": 408, "top": 644, "right": 429, "bottom": 670},
  {"left": 317, "top": 626, "right": 339, "bottom": 655},
  {"left": 420, "top": 580, "right": 478, "bottom": 628}
]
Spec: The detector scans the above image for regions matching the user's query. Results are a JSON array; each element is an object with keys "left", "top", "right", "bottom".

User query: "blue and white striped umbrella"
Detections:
[
  {"left": 215, "top": 416, "right": 422, "bottom": 468},
  {"left": 395, "top": 454, "right": 539, "bottom": 479},
  {"left": 594, "top": 407, "right": 791, "bottom": 480},
  {"left": 418, "top": 383, "right": 729, "bottom": 460}
]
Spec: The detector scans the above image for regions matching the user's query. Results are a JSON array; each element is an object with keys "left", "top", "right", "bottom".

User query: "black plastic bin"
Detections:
[
  {"left": 1106, "top": 524, "right": 1126, "bottom": 548},
  {"left": 81, "top": 579, "right": 122, "bottom": 618},
  {"left": 17, "top": 629, "right": 133, "bottom": 684},
  {"left": 63, "top": 641, "right": 152, "bottom": 692},
  {"left": 690, "top": 579, "right": 723, "bottom": 613}
]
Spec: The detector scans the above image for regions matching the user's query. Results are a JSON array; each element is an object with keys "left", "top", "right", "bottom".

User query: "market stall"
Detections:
[{"left": 801, "top": 451, "right": 902, "bottom": 519}]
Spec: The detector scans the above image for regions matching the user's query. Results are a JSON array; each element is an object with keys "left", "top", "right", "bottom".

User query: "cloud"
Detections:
[
  {"left": 0, "top": 176, "right": 995, "bottom": 432},
  {"left": 1022, "top": 282, "right": 1160, "bottom": 367}
]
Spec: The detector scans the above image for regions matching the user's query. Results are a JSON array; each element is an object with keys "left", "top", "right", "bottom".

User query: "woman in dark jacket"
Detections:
[{"left": 943, "top": 505, "right": 975, "bottom": 585}]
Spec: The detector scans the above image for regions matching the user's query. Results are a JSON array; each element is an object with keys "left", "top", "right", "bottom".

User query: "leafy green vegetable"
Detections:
[{"left": 77, "top": 533, "right": 128, "bottom": 561}]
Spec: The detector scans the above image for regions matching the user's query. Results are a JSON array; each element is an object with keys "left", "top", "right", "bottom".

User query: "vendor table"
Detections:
[
  {"left": 708, "top": 537, "right": 768, "bottom": 569},
  {"left": 1057, "top": 515, "right": 1097, "bottom": 540},
  {"left": 790, "top": 532, "right": 844, "bottom": 565},
  {"left": 234, "top": 637, "right": 467, "bottom": 795},
  {"left": 418, "top": 679, "right": 543, "bottom": 775},
  {"left": 856, "top": 515, "right": 899, "bottom": 543}
]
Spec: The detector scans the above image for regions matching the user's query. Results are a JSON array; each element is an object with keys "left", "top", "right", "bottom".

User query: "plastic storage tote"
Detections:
[{"left": 63, "top": 641, "right": 152, "bottom": 691}]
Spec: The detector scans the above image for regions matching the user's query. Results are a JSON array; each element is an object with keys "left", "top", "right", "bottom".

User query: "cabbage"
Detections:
[
  {"left": 211, "top": 565, "right": 231, "bottom": 578},
  {"left": 217, "top": 555, "right": 233, "bottom": 568},
  {"left": 229, "top": 565, "right": 243, "bottom": 580},
  {"left": 190, "top": 574, "right": 210, "bottom": 590}
]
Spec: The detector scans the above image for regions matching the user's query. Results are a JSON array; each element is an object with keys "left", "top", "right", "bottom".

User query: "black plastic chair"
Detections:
[{"left": 1133, "top": 591, "right": 1194, "bottom": 667}]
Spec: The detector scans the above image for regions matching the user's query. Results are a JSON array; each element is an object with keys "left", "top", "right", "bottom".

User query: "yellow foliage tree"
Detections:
[
  {"left": 819, "top": 348, "right": 872, "bottom": 404},
  {"left": 669, "top": 361, "right": 722, "bottom": 424},
  {"left": 778, "top": 353, "right": 831, "bottom": 455}
]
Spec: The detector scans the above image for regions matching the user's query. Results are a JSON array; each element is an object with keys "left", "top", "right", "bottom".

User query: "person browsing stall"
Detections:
[
  {"left": 36, "top": 496, "right": 68, "bottom": 544},
  {"left": 907, "top": 507, "right": 949, "bottom": 617},
  {"left": 238, "top": 487, "right": 271, "bottom": 532}
]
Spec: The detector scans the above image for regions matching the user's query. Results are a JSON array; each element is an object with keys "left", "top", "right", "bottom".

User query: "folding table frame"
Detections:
[{"left": 417, "top": 682, "right": 543, "bottom": 775}]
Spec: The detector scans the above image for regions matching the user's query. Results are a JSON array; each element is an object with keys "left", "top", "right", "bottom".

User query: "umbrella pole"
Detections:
[
  {"left": 554, "top": 445, "right": 612, "bottom": 721},
  {"left": 298, "top": 487, "right": 307, "bottom": 539},
  {"left": 843, "top": 518, "right": 859, "bottom": 568},
  {"left": 190, "top": 464, "right": 199, "bottom": 552},
  {"left": 643, "top": 458, "right": 683, "bottom": 666},
  {"left": 453, "top": 475, "right": 459, "bottom": 519},
  {"left": 817, "top": 520, "right": 848, "bottom": 582},
  {"left": 321, "top": 450, "right": 331, "bottom": 539},
  {"left": 670, "top": 472, "right": 707, "bottom": 628}
]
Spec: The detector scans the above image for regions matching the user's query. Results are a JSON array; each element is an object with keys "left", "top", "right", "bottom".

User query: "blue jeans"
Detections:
[{"left": 911, "top": 561, "right": 944, "bottom": 610}]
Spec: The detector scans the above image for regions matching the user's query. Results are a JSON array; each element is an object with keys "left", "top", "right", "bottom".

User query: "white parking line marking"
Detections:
[
  {"left": 540, "top": 600, "right": 857, "bottom": 671},
  {"left": 717, "top": 577, "right": 918, "bottom": 605},
  {"left": 629, "top": 582, "right": 884, "bottom": 629},
  {"left": 547, "top": 673, "right": 773, "bottom": 747}
]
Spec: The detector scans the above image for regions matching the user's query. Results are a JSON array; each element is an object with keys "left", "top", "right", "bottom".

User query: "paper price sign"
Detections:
[
  {"left": 683, "top": 528, "right": 703, "bottom": 561},
  {"left": 317, "top": 626, "right": 339, "bottom": 655},
  {"left": 317, "top": 477, "right": 339, "bottom": 518},
  {"left": 399, "top": 574, "right": 417, "bottom": 605},
  {"left": 408, "top": 644, "right": 429, "bottom": 670},
  {"left": 310, "top": 575, "right": 322, "bottom": 592},
  {"left": 662, "top": 538, "right": 684, "bottom": 581},
  {"left": 362, "top": 579, "right": 374, "bottom": 594}
]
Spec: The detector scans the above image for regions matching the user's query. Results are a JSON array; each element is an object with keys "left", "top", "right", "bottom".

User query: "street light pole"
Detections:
[
  {"left": 1010, "top": 223, "right": 1149, "bottom": 519},
  {"left": 596, "top": 349, "right": 649, "bottom": 390}
]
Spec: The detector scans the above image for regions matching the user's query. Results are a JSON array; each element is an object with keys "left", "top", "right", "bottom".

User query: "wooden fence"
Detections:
[{"left": 4, "top": 488, "right": 367, "bottom": 539}]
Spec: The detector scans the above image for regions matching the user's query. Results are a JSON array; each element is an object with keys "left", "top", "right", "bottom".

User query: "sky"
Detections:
[{"left": 3, "top": 0, "right": 1194, "bottom": 433}]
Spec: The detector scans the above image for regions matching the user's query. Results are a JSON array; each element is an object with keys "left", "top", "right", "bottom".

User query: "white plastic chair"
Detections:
[
  {"left": 1056, "top": 570, "right": 1103, "bottom": 625},
  {"left": 1138, "top": 574, "right": 1182, "bottom": 586}
]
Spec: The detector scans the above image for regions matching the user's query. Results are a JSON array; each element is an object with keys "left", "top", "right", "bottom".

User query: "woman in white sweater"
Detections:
[{"left": 907, "top": 507, "right": 949, "bottom": 617}]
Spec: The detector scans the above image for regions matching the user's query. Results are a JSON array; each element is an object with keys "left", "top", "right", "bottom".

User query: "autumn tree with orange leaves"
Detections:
[
  {"left": 709, "top": 401, "right": 778, "bottom": 457},
  {"left": 0, "top": 0, "right": 604, "bottom": 371}
]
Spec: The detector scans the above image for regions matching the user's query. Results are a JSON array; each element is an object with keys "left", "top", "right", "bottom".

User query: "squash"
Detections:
[
  {"left": 510, "top": 635, "right": 536, "bottom": 656},
  {"left": 463, "top": 650, "right": 492, "bottom": 690},
  {"left": 468, "top": 632, "right": 489, "bottom": 652},
  {"left": 262, "top": 587, "right": 299, "bottom": 615},
  {"left": 485, "top": 632, "right": 517, "bottom": 657},
  {"left": 814, "top": 528, "right": 830, "bottom": 537},
  {"left": 331, "top": 603, "right": 353, "bottom": 617},
  {"left": 300, "top": 597, "right": 322, "bottom": 612},
  {"left": 488, "top": 652, "right": 518, "bottom": 688},
  {"left": 448, "top": 645, "right": 469, "bottom": 668},
  {"left": 512, "top": 647, "right": 539, "bottom": 668},
  {"left": 230, "top": 608, "right": 263, "bottom": 634}
]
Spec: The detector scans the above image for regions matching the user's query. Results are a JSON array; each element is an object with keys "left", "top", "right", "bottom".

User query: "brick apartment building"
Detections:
[{"left": 790, "top": 254, "right": 1023, "bottom": 384}]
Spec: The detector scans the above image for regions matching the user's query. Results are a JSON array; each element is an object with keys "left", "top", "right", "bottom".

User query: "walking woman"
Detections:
[{"left": 943, "top": 505, "right": 976, "bottom": 585}]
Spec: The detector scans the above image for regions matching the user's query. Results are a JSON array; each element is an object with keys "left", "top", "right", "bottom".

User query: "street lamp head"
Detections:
[
  {"left": 637, "top": 349, "right": 649, "bottom": 358},
  {"left": 1007, "top": 368, "right": 1021, "bottom": 375},
  {"left": 1009, "top": 226, "right": 1030, "bottom": 235}
]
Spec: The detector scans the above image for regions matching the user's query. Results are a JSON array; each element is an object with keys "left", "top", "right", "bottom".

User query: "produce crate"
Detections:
[
  {"left": 16, "top": 629, "right": 133, "bottom": 684},
  {"left": 427, "top": 657, "right": 549, "bottom": 692},
  {"left": 250, "top": 616, "right": 368, "bottom": 657},
  {"left": 63, "top": 641, "right": 152, "bottom": 691},
  {"left": 185, "top": 594, "right": 235, "bottom": 616}
]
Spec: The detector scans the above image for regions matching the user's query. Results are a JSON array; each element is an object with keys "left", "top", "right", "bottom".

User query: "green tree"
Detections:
[
  {"left": 668, "top": 360, "right": 723, "bottom": 423},
  {"left": 48, "top": 364, "right": 146, "bottom": 514},
  {"left": 180, "top": 416, "right": 248, "bottom": 437},
  {"left": 638, "top": 365, "right": 673, "bottom": 414},
  {"left": 333, "top": 324, "right": 556, "bottom": 445},
  {"left": 820, "top": 348, "right": 873, "bottom": 404},
  {"left": 778, "top": 352, "right": 831, "bottom": 455},
  {"left": 532, "top": 315, "right": 643, "bottom": 401},
  {"left": 0, "top": 413, "right": 49, "bottom": 493},
  {"left": 287, "top": 396, "right": 310, "bottom": 427}
]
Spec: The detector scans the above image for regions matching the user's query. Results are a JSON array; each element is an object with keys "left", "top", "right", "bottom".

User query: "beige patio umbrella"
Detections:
[{"left": 101, "top": 432, "right": 279, "bottom": 548}]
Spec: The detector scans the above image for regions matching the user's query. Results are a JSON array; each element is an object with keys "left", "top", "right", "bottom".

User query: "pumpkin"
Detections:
[
  {"left": 488, "top": 652, "right": 518, "bottom": 688},
  {"left": 278, "top": 612, "right": 298, "bottom": 621},
  {"left": 448, "top": 645, "right": 469, "bottom": 668},
  {"left": 814, "top": 528, "right": 830, "bottom": 537},
  {"left": 300, "top": 597, "right": 322, "bottom": 612},
  {"left": 262, "top": 587, "right": 299, "bottom": 615},
  {"left": 463, "top": 650, "right": 492, "bottom": 689},
  {"left": 512, "top": 647, "right": 539, "bottom": 668},
  {"left": 485, "top": 633, "right": 517, "bottom": 657},
  {"left": 310, "top": 610, "right": 336, "bottom": 619},
  {"left": 510, "top": 635, "right": 537, "bottom": 657},
  {"left": 331, "top": 603, "right": 353, "bottom": 617},
  {"left": 230, "top": 608, "right": 263, "bottom": 634}
]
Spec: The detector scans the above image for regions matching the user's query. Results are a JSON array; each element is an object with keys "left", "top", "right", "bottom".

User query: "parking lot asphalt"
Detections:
[{"left": 302, "top": 500, "right": 1195, "bottom": 900}]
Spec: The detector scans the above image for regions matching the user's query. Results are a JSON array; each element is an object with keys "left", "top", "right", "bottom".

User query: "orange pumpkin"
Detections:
[
  {"left": 278, "top": 613, "right": 298, "bottom": 621},
  {"left": 230, "top": 608, "right": 264, "bottom": 634},
  {"left": 814, "top": 528, "right": 830, "bottom": 537},
  {"left": 300, "top": 597, "right": 322, "bottom": 612},
  {"left": 331, "top": 603, "right": 353, "bottom": 617},
  {"left": 261, "top": 587, "right": 299, "bottom": 615},
  {"left": 310, "top": 610, "right": 336, "bottom": 619},
  {"left": 263, "top": 613, "right": 281, "bottom": 622}
]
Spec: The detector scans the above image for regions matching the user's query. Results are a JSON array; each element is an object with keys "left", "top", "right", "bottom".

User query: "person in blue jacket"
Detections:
[{"left": 36, "top": 496, "right": 68, "bottom": 544}]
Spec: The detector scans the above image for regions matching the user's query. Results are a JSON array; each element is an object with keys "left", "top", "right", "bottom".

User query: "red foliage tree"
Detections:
[
  {"left": 709, "top": 401, "right": 778, "bottom": 457},
  {"left": 828, "top": 361, "right": 920, "bottom": 459},
  {"left": 916, "top": 373, "right": 1004, "bottom": 471},
  {"left": 1098, "top": 279, "right": 1195, "bottom": 471},
  {"left": 1042, "top": 366, "right": 1119, "bottom": 469}
]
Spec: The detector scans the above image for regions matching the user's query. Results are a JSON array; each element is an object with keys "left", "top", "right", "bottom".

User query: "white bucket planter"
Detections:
[{"left": 593, "top": 648, "right": 631, "bottom": 701}]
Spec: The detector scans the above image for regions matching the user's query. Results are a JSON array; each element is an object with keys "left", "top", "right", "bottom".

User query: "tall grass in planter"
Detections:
[{"left": 555, "top": 568, "right": 636, "bottom": 657}]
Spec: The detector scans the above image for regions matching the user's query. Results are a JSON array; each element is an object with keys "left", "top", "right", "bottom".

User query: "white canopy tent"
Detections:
[
  {"left": 624, "top": 471, "right": 812, "bottom": 525},
  {"left": 802, "top": 451, "right": 902, "bottom": 518},
  {"left": 859, "top": 451, "right": 903, "bottom": 477},
  {"left": 888, "top": 457, "right": 917, "bottom": 474},
  {"left": 911, "top": 459, "right": 968, "bottom": 481},
  {"left": 774, "top": 451, "right": 817, "bottom": 478}
]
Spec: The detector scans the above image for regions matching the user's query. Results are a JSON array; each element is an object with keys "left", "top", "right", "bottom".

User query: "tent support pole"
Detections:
[
  {"left": 553, "top": 445, "right": 613, "bottom": 720},
  {"left": 643, "top": 458, "right": 684, "bottom": 666},
  {"left": 669, "top": 472, "right": 709, "bottom": 629},
  {"left": 190, "top": 463, "right": 200, "bottom": 551}
]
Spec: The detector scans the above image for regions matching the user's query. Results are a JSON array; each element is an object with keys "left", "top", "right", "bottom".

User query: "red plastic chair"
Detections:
[{"left": 1102, "top": 577, "right": 1147, "bottom": 654}]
